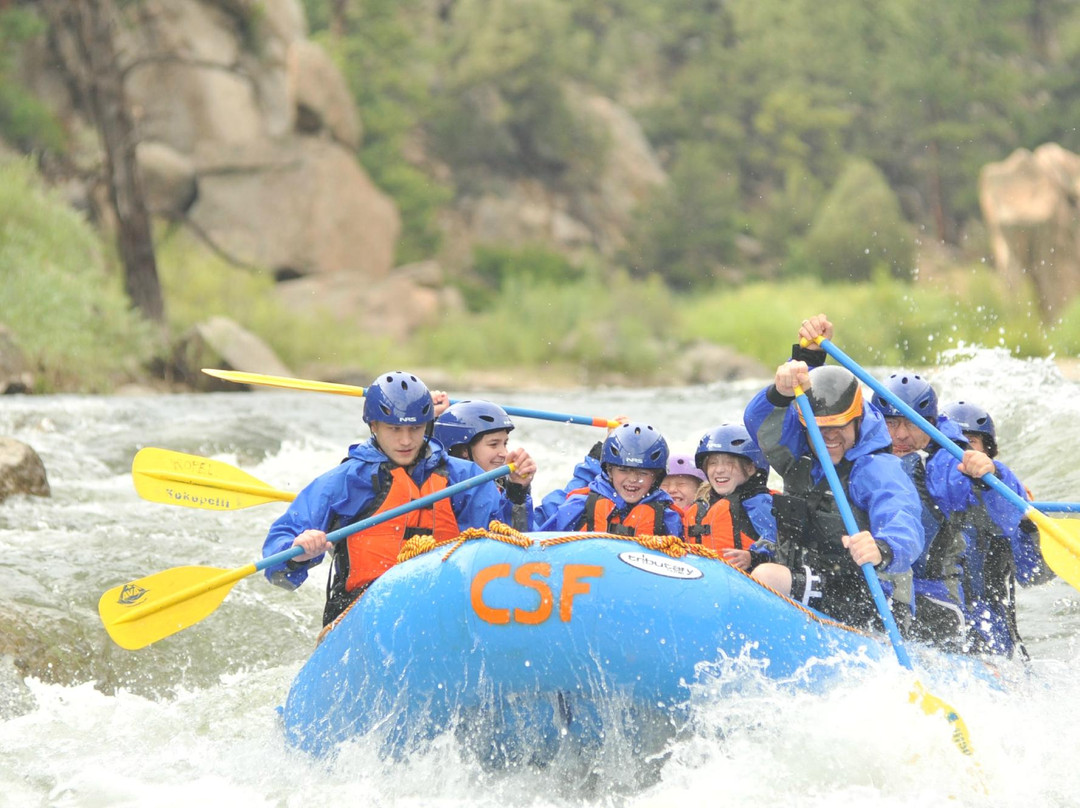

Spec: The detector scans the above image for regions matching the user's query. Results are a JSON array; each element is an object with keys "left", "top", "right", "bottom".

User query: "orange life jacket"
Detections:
[
  {"left": 569, "top": 487, "right": 669, "bottom": 536},
  {"left": 343, "top": 466, "right": 461, "bottom": 592},
  {"left": 684, "top": 489, "right": 775, "bottom": 552}
]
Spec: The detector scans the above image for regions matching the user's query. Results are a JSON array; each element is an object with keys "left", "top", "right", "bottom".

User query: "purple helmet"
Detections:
[
  {"left": 941, "top": 400, "right": 997, "bottom": 457},
  {"left": 871, "top": 372, "right": 938, "bottom": 422},
  {"left": 363, "top": 371, "right": 434, "bottom": 425},
  {"left": 601, "top": 422, "right": 669, "bottom": 472},
  {"left": 695, "top": 423, "right": 768, "bottom": 472},
  {"left": 666, "top": 453, "right": 706, "bottom": 482},
  {"left": 433, "top": 400, "right": 514, "bottom": 451}
]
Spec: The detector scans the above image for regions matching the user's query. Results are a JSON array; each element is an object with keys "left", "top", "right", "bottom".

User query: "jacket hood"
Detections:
[{"left": 348, "top": 436, "right": 446, "bottom": 475}]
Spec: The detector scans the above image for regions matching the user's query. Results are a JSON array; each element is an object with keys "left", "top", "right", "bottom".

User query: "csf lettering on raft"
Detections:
[
  {"left": 163, "top": 486, "right": 233, "bottom": 509},
  {"left": 470, "top": 562, "right": 605, "bottom": 624}
]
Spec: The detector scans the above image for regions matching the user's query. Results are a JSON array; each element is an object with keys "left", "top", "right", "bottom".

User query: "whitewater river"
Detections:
[{"left": 1, "top": 347, "right": 1079, "bottom": 808}]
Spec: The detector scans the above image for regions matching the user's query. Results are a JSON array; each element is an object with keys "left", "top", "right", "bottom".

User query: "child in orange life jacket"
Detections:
[
  {"left": 433, "top": 400, "right": 538, "bottom": 530},
  {"left": 683, "top": 423, "right": 777, "bottom": 570},
  {"left": 262, "top": 371, "right": 510, "bottom": 627},
  {"left": 660, "top": 454, "right": 707, "bottom": 510},
  {"left": 538, "top": 422, "right": 685, "bottom": 536}
]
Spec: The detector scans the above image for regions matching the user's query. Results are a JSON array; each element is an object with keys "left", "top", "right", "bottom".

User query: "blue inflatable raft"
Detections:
[{"left": 280, "top": 527, "right": 909, "bottom": 762}]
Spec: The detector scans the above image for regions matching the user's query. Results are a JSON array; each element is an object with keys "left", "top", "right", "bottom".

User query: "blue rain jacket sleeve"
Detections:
[
  {"left": 928, "top": 451, "right": 1044, "bottom": 584},
  {"left": 534, "top": 449, "right": 603, "bottom": 526},
  {"left": 262, "top": 439, "right": 506, "bottom": 589},
  {"left": 846, "top": 453, "right": 925, "bottom": 573},
  {"left": 744, "top": 491, "right": 777, "bottom": 542}
]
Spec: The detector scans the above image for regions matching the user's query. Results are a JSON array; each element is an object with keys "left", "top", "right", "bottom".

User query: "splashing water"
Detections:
[{"left": 1, "top": 351, "right": 1079, "bottom": 807}]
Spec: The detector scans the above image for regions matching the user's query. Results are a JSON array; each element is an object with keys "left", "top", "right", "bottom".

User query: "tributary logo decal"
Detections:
[{"left": 618, "top": 551, "right": 703, "bottom": 580}]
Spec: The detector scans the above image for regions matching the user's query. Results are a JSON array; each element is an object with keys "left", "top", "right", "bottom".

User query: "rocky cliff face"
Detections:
[
  {"left": 980, "top": 143, "right": 1080, "bottom": 320},
  {"left": 11, "top": 0, "right": 669, "bottom": 346}
]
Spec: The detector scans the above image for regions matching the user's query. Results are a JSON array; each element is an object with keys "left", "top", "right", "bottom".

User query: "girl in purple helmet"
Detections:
[
  {"left": 538, "top": 422, "right": 685, "bottom": 537},
  {"left": 433, "top": 400, "right": 538, "bottom": 530},
  {"left": 261, "top": 371, "right": 512, "bottom": 627},
  {"left": 659, "top": 453, "right": 706, "bottom": 511}
]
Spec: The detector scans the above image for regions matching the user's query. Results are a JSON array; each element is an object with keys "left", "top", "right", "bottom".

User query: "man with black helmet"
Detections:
[{"left": 743, "top": 315, "right": 924, "bottom": 632}]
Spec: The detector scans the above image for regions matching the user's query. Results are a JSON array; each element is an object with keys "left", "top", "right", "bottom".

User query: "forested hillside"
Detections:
[
  {"left": 303, "top": 0, "right": 1080, "bottom": 285},
  {"left": 4, "top": 0, "right": 1080, "bottom": 391}
]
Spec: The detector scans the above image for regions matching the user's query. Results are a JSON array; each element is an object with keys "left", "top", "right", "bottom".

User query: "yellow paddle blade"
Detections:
[
  {"left": 98, "top": 563, "right": 254, "bottom": 650},
  {"left": 132, "top": 448, "right": 295, "bottom": 510},
  {"left": 1029, "top": 510, "right": 1080, "bottom": 590},
  {"left": 910, "top": 680, "right": 975, "bottom": 757},
  {"left": 202, "top": 368, "right": 366, "bottom": 397}
]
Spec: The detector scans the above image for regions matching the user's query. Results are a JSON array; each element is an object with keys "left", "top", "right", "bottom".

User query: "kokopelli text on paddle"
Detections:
[
  {"left": 164, "top": 487, "right": 232, "bottom": 508},
  {"left": 470, "top": 563, "right": 604, "bottom": 625}
]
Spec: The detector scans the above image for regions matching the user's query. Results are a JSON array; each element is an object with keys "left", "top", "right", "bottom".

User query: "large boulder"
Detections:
[
  {"left": 188, "top": 137, "right": 400, "bottom": 279},
  {"left": 172, "top": 316, "right": 293, "bottom": 391},
  {"left": 277, "top": 260, "right": 465, "bottom": 341},
  {"left": 442, "top": 87, "right": 668, "bottom": 261},
  {"left": 19, "top": 0, "right": 396, "bottom": 292},
  {"left": 979, "top": 144, "right": 1080, "bottom": 319},
  {"left": 0, "top": 438, "right": 50, "bottom": 502}
]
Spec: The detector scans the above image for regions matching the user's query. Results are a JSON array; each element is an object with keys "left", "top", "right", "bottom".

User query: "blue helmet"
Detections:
[
  {"left": 695, "top": 423, "right": 768, "bottom": 472},
  {"left": 433, "top": 400, "right": 514, "bottom": 451},
  {"left": 363, "top": 371, "right": 434, "bottom": 425},
  {"left": 941, "top": 400, "right": 997, "bottom": 457},
  {"left": 601, "top": 422, "right": 669, "bottom": 472},
  {"left": 871, "top": 372, "right": 938, "bottom": 422}
]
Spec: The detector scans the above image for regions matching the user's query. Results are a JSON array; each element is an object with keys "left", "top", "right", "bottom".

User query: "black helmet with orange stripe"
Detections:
[{"left": 797, "top": 366, "right": 863, "bottom": 428}]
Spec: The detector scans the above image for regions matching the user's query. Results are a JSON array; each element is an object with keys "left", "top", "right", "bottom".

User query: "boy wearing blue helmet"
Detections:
[
  {"left": 434, "top": 400, "right": 538, "bottom": 530},
  {"left": 262, "top": 371, "right": 511, "bottom": 626},
  {"left": 538, "top": 422, "right": 685, "bottom": 537},
  {"left": 683, "top": 423, "right": 777, "bottom": 570}
]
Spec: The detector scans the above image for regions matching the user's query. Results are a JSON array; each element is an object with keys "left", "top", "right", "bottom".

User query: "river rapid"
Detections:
[{"left": 1, "top": 347, "right": 1079, "bottom": 808}]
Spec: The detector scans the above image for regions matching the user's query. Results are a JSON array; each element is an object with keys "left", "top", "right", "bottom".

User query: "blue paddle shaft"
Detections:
[
  {"left": 449, "top": 399, "right": 612, "bottom": 427},
  {"left": 1030, "top": 502, "right": 1080, "bottom": 513},
  {"left": 254, "top": 463, "right": 512, "bottom": 573},
  {"left": 817, "top": 339, "right": 1032, "bottom": 518},
  {"left": 793, "top": 389, "right": 914, "bottom": 670}
]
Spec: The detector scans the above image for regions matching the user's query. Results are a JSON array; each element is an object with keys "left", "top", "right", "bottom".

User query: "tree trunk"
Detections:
[{"left": 40, "top": 0, "right": 165, "bottom": 324}]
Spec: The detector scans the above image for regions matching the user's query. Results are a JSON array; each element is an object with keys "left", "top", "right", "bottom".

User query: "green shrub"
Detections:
[
  {"left": 405, "top": 270, "right": 674, "bottom": 380},
  {"left": 0, "top": 159, "right": 155, "bottom": 391},
  {"left": 677, "top": 265, "right": 1049, "bottom": 367},
  {"left": 154, "top": 229, "right": 375, "bottom": 371},
  {"left": 622, "top": 142, "right": 740, "bottom": 290},
  {"left": 791, "top": 158, "right": 915, "bottom": 282},
  {"left": 0, "top": 8, "right": 66, "bottom": 155}
]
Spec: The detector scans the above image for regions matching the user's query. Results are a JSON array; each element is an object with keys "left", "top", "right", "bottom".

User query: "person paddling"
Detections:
[
  {"left": 744, "top": 316, "right": 924, "bottom": 632},
  {"left": 937, "top": 399, "right": 1046, "bottom": 658},
  {"left": 539, "top": 421, "right": 685, "bottom": 537},
  {"left": 262, "top": 371, "right": 512, "bottom": 627},
  {"left": 869, "top": 371, "right": 977, "bottom": 651},
  {"left": 433, "top": 399, "right": 538, "bottom": 530}
]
